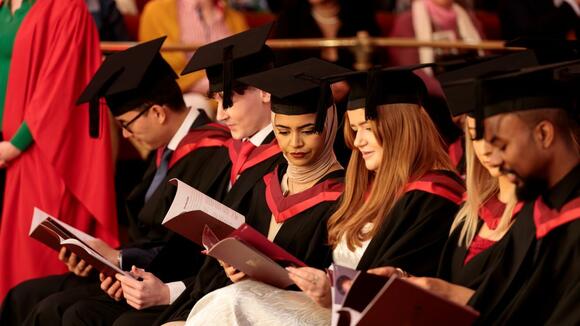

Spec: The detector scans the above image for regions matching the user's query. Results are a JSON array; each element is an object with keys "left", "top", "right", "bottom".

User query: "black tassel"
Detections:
[
  {"left": 89, "top": 99, "right": 100, "bottom": 138},
  {"left": 222, "top": 45, "right": 234, "bottom": 109},
  {"left": 365, "top": 67, "right": 381, "bottom": 120},
  {"left": 315, "top": 80, "right": 330, "bottom": 133},
  {"left": 474, "top": 79, "right": 485, "bottom": 140}
]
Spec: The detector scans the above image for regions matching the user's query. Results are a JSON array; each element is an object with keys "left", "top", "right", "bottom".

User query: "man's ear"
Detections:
[
  {"left": 260, "top": 91, "right": 271, "bottom": 104},
  {"left": 535, "top": 120, "right": 555, "bottom": 149},
  {"left": 149, "top": 104, "right": 167, "bottom": 124}
]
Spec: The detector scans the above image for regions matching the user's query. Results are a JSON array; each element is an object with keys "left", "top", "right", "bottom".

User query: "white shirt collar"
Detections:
[
  {"left": 248, "top": 124, "right": 273, "bottom": 147},
  {"left": 167, "top": 107, "right": 200, "bottom": 151}
]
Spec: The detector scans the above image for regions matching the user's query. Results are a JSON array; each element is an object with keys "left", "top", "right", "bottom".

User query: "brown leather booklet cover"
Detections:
[
  {"left": 203, "top": 224, "right": 307, "bottom": 289},
  {"left": 332, "top": 265, "right": 479, "bottom": 326},
  {"left": 162, "top": 178, "right": 305, "bottom": 288},
  {"left": 29, "top": 207, "right": 130, "bottom": 278}
]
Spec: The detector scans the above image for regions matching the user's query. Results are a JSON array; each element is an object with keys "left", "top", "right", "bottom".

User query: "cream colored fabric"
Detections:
[
  {"left": 412, "top": 0, "right": 482, "bottom": 74},
  {"left": 185, "top": 279, "right": 331, "bottom": 326}
]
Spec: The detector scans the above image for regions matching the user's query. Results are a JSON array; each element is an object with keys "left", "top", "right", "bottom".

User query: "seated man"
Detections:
[{"left": 0, "top": 36, "right": 231, "bottom": 326}]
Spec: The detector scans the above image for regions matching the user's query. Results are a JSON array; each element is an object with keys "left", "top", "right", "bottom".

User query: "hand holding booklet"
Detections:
[
  {"left": 29, "top": 208, "right": 131, "bottom": 279},
  {"left": 162, "top": 179, "right": 306, "bottom": 288},
  {"left": 331, "top": 264, "right": 479, "bottom": 326}
]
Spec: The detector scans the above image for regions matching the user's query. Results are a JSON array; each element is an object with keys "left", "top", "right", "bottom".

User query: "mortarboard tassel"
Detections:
[
  {"left": 222, "top": 45, "right": 234, "bottom": 109},
  {"left": 473, "top": 78, "right": 485, "bottom": 140},
  {"left": 89, "top": 98, "right": 100, "bottom": 139},
  {"left": 364, "top": 67, "right": 381, "bottom": 120},
  {"left": 314, "top": 80, "right": 331, "bottom": 133}
]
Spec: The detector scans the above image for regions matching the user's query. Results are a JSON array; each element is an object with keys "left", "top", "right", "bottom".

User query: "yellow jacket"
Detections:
[{"left": 139, "top": 0, "right": 248, "bottom": 92}]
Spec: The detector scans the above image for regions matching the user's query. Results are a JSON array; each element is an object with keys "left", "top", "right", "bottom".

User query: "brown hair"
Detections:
[{"left": 328, "top": 103, "right": 454, "bottom": 250}]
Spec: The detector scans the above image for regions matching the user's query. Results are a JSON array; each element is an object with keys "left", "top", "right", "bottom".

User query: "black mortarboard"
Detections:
[
  {"left": 328, "top": 64, "right": 432, "bottom": 120},
  {"left": 438, "top": 47, "right": 580, "bottom": 117},
  {"left": 460, "top": 59, "right": 580, "bottom": 139},
  {"left": 181, "top": 23, "right": 274, "bottom": 109},
  {"left": 77, "top": 36, "right": 178, "bottom": 138},
  {"left": 238, "top": 58, "right": 352, "bottom": 132}
]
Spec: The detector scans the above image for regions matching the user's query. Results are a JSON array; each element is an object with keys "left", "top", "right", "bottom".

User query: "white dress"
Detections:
[{"left": 184, "top": 226, "right": 372, "bottom": 326}]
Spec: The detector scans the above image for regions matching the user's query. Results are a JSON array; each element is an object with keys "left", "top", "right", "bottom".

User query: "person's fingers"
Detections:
[
  {"left": 99, "top": 273, "right": 105, "bottom": 282},
  {"left": 116, "top": 273, "right": 141, "bottom": 289},
  {"left": 107, "top": 281, "right": 121, "bottom": 298},
  {"left": 79, "top": 264, "right": 93, "bottom": 277},
  {"left": 367, "top": 266, "right": 398, "bottom": 277},
  {"left": 114, "top": 287, "right": 124, "bottom": 301},
  {"left": 100, "top": 276, "right": 113, "bottom": 291},
  {"left": 73, "top": 259, "right": 87, "bottom": 275},
  {"left": 230, "top": 271, "right": 246, "bottom": 282},
  {"left": 58, "top": 247, "right": 68, "bottom": 262}
]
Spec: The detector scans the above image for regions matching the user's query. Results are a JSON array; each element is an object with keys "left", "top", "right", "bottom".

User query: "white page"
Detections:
[
  {"left": 30, "top": 207, "right": 96, "bottom": 243},
  {"left": 163, "top": 178, "right": 245, "bottom": 228}
]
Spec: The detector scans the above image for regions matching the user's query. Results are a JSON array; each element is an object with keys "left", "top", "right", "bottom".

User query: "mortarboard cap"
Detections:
[
  {"left": 77, "top": 36, "right": 178, "bottom": 138},
  {"left": 458, "top": 58, "right": 580, "bottom": 139},
  {"left": 238, "top": 58, "right": 352, "bottom": 132},
  {"left": 329, "top": 64, "right": 432, "bottom": 120},
  {"left": 438, "top": 46, "right": 580, "bottom": 117},
  {"left": 181, "top": 23, "right": 274, "bottom": 109}
]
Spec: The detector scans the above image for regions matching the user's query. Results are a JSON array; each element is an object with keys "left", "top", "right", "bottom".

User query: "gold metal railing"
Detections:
[{"left": 100, "top": 33, "right": 524, "bottom": 71}]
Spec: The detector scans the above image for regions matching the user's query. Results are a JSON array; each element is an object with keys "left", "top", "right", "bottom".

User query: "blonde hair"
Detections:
[
  {"left": 328, "top": 103, "right": 454, "bottom": 250},
  {"left": 450, "top": 122, "right": 516, "bottom": 247}
]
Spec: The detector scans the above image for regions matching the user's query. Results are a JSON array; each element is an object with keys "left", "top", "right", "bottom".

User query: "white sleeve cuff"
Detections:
[
  {"left": 555, "top": 0, "right": 580, "bottom": 17},
  {"left": 166, "top": 281, "right": 186, "bottom": 304}
]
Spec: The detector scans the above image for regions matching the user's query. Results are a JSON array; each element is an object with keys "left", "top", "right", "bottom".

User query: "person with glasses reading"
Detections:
[{"left": 0, "top": 36, "right": 231, "bottom": 326}]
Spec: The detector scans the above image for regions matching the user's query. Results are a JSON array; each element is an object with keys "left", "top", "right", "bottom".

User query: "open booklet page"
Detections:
[
  {"left": 162, "top": 178, "right": 245, "bottom": 244},
  {"left": 202, "top": 224, "right": 306, "bottom": 289},
  {"left": 29, "top": 207, "right": 132, "bottom": 278}
]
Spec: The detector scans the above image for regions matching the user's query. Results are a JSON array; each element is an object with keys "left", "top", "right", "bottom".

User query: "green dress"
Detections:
[{"left": 0, "top": 0, "right": 33, "bottom": 150}]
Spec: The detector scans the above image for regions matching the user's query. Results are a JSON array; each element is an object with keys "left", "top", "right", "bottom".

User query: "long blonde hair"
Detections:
[
  {"left": 450, "top": 122, "right": 516, "bottom": 247},
  {"left": 327, "top": 103, "right": 454, "bottom": 250}
]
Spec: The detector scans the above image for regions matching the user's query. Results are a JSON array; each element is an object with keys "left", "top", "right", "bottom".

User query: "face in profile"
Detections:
[
  {"left": 347, "top": 108, "right": 383, "bottom": 172},
  {"left": 273, "top": 113, "right": 325, "bottom": 167},
  {"left": 215, "top": 87, "right": 271, "bottom": 140},
  {"left": 116, "top": 105, "right": 166, "bottom": 150},
  {"left": 483, "top": 113, "right": 548, "bottom": 200},
  {"left": 466, "top": 117, "right": 502, "bottom": 178}
]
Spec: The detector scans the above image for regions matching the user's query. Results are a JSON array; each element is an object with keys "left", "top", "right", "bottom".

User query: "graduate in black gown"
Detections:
[
  {"left": 461, "top": 58, "right": 580, "bottom": 325},
  {"left": 57, "top": 25, "right": 287, "bottom": 326},
  {"left": 0, "top": 37, "right": 232, "bottom": 325},
  {"left": 148, "top": 58, "right": 351, "bottom": 326},
  {"left": 181, "top": 57, "right": 354, "bottom": 324},
  {"left": 374, "top": 59, "right": 580, "bottom": 325}
]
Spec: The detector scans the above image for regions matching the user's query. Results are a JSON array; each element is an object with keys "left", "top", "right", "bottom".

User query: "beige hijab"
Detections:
[{"left": 272, "top": 105, "right": 342, "bottom": 188}]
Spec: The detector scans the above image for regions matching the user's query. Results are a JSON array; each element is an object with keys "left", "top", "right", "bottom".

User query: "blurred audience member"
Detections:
[
  {"left": 139, "top": 0, "right": 247, "bottom": 112},
  {"left": 499, "top": 0, "right": 580, "bottom": 40},
  {"left": 85, "top": 0, "right": 130, "bottom": 40}
]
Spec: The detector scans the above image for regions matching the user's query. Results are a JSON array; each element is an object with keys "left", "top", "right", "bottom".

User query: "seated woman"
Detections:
[
  {"left": 157, "top": 58, "right": 348, "bottom": 326},
  {"left": 371, "top": 115, "right": 519, "bottom": 307},
  {"left": 181, "top": 65, "right": 465, "bottom": 325}
]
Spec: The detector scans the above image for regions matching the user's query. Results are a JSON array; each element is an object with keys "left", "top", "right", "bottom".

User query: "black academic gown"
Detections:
[
  {"left": 466, "top": 164, "right": 580, "bottom": 325},
  {"left": 153, "top": 164, "right": 344, "bottom": 324},
  {"left": 357, "top": 170, "right": 464, "bottom": 277},
  {"left": 437, "top": 197, "right": 520, "bottom": 291},
  {"left": 0, "top": 111, "right": 231, "bottom": 326},
  {"left": 57, "top": 132, "right": 285, "bottom": 326}
]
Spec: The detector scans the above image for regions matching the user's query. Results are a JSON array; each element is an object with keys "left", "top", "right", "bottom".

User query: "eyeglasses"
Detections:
[{"left": 119, "top": 104, "right": 152, "bottom": 133}]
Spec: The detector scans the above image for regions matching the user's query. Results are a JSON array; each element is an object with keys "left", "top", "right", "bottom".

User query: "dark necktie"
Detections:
[{"left": 145, "top": 148, "right": 173, "bottom": 202}]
